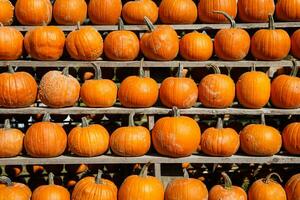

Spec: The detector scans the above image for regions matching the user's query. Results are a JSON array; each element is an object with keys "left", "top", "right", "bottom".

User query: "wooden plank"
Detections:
[{"left": 154, "top": 164, "right": 162, "bottom": 179}]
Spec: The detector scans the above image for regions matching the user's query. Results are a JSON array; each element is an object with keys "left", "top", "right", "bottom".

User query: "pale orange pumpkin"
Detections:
[
  {"left": 0, "top": 0, "right": 14, "bottom": 25},
  {"left": 0, "top": 176, "right": 32, "bottom": 200},
  {"left": 0, "top": 25, "right": 23, "bottom": 60}
]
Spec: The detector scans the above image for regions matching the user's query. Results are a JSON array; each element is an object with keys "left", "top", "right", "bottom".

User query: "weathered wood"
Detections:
[{"left": 154, "top": 163, "right": 162, "bottom": 179}]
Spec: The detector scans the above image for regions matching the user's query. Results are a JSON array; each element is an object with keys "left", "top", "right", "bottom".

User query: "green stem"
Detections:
[
  {"left": 177, "top": 63, "right": 184, "bottom": 77},
  {"left": 172, "top": 106, "right": 180, "bottom": 117},
  {"left": 261, "top": 114, "right": 266, "bottom": 125},
  {"left": 208, "top": 64, "right": 221, "bottom": 74},
  {"left": 76, "top": 21, "right": 80, "bottom": 30},
  {"left": 144, "top": 17, "right": 155, "bottom": 32},
  {"left": 216, "top": 118, "right": 223, "bottom": 129},
  {"left": 291, "top": 59, "right": 299, "bottom": 77},
  {"left": 268, "top": 14, "right": 275, "bottom": 30},
  {"left": 139, "top": 58, "right": 145, "bottom": 78},
  {"left": 96, "top": 169, "right": 104, "bottom": 184},
  {"left": 221, "top": 172, "right": 232, "bottom": 189},
  {"left": 0, "top": 176, "right": 13, "bottom": 186},
  {"left": 128, "top": 112, "right": 135, "bottom": 127},
  {"left": 81, "top": 117, "right": 89, "bottom": 127},
  {"left": 263, "top": 172, "right": 283, "bottom": 184},
  {"left": 140, "top": 162, "right": 151, "bottom": 177},
  {"left": 118, "top": 18, "right": 124, "bottom": 30},
  {"left": 4, "top": 119, "right": 11, "bottom": 129},
  {"left": 92, "top": 63, "right": 102, "bottom": 80},
  {"left": 213, "top": 11, "right": 236, "bottom": 28},
  {"left": 8, "top": 66, "right": 15, "bottom": 73},
  {"left": 42, "top": 113, "right": 51, "bottom": 122},
  {"left": 251, "top": 64, "right": 256, "bottom": 71},
  {"left": 48, "top": 172, "right": 55, "bottom": 185},
  {"left": 183, "top": 168, "right": 189, "bottom": 178},
  {"left": 62, "top": 67, "right": 69, "bottom": 76}
]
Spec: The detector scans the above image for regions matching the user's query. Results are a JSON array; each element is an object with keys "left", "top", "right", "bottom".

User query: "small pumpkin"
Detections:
[
  {"left": 0, "top": 0, "right": 14, "bottom": 25},
  {"left": 214, "top": 11, "right": 250, "bottom": 61},
  {"left": 122, "top": 0, "right": 158, "bottom": 24},
  {"left": 24, "top": 113, "right": 67, "bottom": 158},
  {"left": 5, "top": 165, "right": 23, "bottom": 177},
  {"left": 68, "top": 117, "right": 110, "bottom": 157},
  {"left": 238, "top": 0, "right": 275, "bottom": 22},
  {"left": 110, "top": 112, "right": 151, "bottom": 157},
  {"left": 141, "top": 17, "right": 179, "bottom": 61},
  {"left": 291, "top": 29, "right": 300, "bottom": 59},
  {"left": 39, "top": 68, "right": 80, "bottom": 108},
  {"left": 251, "top": 15, "right": 291, "bottom": 61},
  {"left": 104, "top": 18, "right": 140, "bottom": 61},
  {"left": 285, "top": 173, "right": 300, "bottom": 200},
  {"left": 276, "top": 0, "right": 300, "bottom": 21},
  {"left": 0, "top": 176, "right": 32, "bottom": 200},
  {"left": 282, "top": 122, "right": 300, "bottom": 155},
  {"left": 118, "top": 163, "right": 164, "bottom": 200},
  {"left": 15, "top": 0, "right": 52, "bottom": 25},
  {"left": 65, "top": 164, "right": 88, "bottom": 175},
  {"left": 0, "top": 25, "right": 23, "bottom": 60}
]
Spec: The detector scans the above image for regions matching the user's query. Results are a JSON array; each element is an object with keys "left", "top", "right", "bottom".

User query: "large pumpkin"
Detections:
[
  {"left": 24, "top": 26, "right": 65, "bottom": 61},
  {"left": 251, "top": 15, "right": 291, "bottom": 60},
  {"left": 15, "top": 0, "right": 52, "bottom": 25},
  {"left": 68, "top": 117, "right": 110, "bottom": 157},
  {"left": 88, "top": 0, "right": 122, "bottom": 25},
  {"left": 152, "top": 107, "right": 201, "bottom": 157},
  {"left": 0, "top": 25, "right": 23, "bottom": 60},
  {"left": 122, "top": 0, "right": 158, "bottom": 24},
  {"left": 282, "top": 122, "right": 300, "bottom": 155},
  {"left": 238, "top": 0, "right": 275, "bottom": 22},
  {"left": 110, "top": 112, "right": 151, "bottom": 157},
  {"left": 118, "top": 163, "right": 164, "bottom": 200},
  {"left": 24, "top": 113, "right": 67, "bottom": 158},
  {"left": 53, "top": 0, "right": 87, "bottom": 25},
  {"left": 141, "top": 17, "right": 179, "bottom": 61},
  {"left": 39, "top": 68, "right": 80, "bottom": 108},
  {"left": 0, "top": 176, "right": 32, "bottom": 200},
  {"left": 276, "top": 0, "right": 300, "bottom": 21},
  {"left": 214, "top": 11, "right": 250, "bottom": 61},
  {"left": 0, "top": 66, "right": 37, "bottom": 108},
  {"left": 0, "top": 0, "right": 14, "bottom": 25},
  {"left": 285, "top": 173, "right": 300, "bottom": 200},
  {"left": 291, "top": 29, "right": 300, "bottom": 59}
]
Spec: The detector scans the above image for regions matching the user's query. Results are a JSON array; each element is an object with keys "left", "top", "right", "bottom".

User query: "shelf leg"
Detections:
[{"left": 154, "top": 163, "right": 161, "bottom": 179}]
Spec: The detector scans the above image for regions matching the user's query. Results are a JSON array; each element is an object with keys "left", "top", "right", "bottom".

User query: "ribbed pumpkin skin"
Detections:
[
  {"left": 198, "top": 0, "right": 237, "bottom": 23},
  {"left": 285, "top": 173, "right": 300, "bottom": 200},
  {"left": 118, "top": 76, "right": 159, "bottom": 108},
  {"left": 240, "top": 124, "right": 282, "bottom": 156},
  {"left": 0, "top": 27, "right": 23, "bottom": 60},
  {"left": 160, "top": 77, "right": 198, "bottom": 108},
  {"left": 0, "top": 182, "right": 32, "bottom": 200},
  {"left": 238, "top": 0, "right": 275, "bottom": 22},
  {"left": 15, "top": 0, "right": 52, "bottom": 25},
  {"left": 179, "top": 32, "right": 213, "bottom": 61},
  {"left": 24, "top": 122, "right": 67, "bottom": 158},
  {"left": 39, "top": 70, "right": 80, "bottom": 108},
  {"left": 165, "top": 178, "right": 208, "bottom": 200},
  {"left": 53, "top": 0, "right": 87, "bottom": 25},
  {"left": 122, "top": 0, "right": 158, "bottom": 24},
  {"left": 282, "top": 122, "right": 300, "bottom": 155},
  {"left": 0, "top": 0, "right": 14, "bottom": 25},
  {"left": 276, "top": 0, "right": 300, "bottom": 21},
  {"left": 0, "top": 71, "right": 37, "bottom": 108},
  {"left": 24, "top": 27, "right": 66, "bottom": 61},
  {"left": 68, "top": 124, "right": 110, "bottom": 157},
  {"left": 88, "top": 0, "right": 122, "bottom": 25},
  {"left": 0, "top": 127, "right": 24, "bottom": 158},
  {"left": 236, "top": 71, "right": 271, "bottom": 109},
  {"left": 32, "top": 185, "right": 70, "bottom": 200},
  {"left": 152, "top": 116, "right": 201, "bottom": 157},
  {"left": 66, "top": 27, "right": 103, "bottom": 61},
  {"left": 291, "top": 30, "right": 300, "bottom": 59},
  {"left": 159, "top": 0, "right": 197, "bottom": 24},
  {"left": 209, "top": 185, "right": 247, "bottom": 200}
]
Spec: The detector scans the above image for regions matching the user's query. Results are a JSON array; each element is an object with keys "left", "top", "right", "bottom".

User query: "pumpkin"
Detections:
[
  {"left": 165, "top": 168, "right": 208, "bottom": 200},
  {"left": 122, "top": 0, "right": 158, "bottom": 24},
  {"left": 201, "top": 118, "right": 239, "bottom": 157},
  {"left": 32, "top": 173, "right": 70, "bottom": 200},
  {"left": 68, "top": 117, "right": 110, "bottom": 157},
  {"left": 291, "top": 29, "right": 300, "bottom": 59},
  {"left": 271, "top": 60, "right": 300, "bottom": 108},
  {"left": 159, "top": 0, "right": 197, "bottom": 24},
  {"left": 0, "top": 119, "right": 24, "bottom": 158},
  {"left": 209, "top": 172, "right": 247, "bottom": 200},
  {"left": 248, "top": 173, "right": 287, "bottom": 200},
  {"left": 152, "top": 107, "right": 201, "bottom": 157},
  {"left": 236, "top": 67, "right": 271, "bottom": 109},
  {"left": 110, "top": 112, "right": 151, "bottom": 157},
  {"left": 0, "top": 0, "right": 14, "bottom": 25},
  {"left": 179, "top": 31, "right": 213, "bottom": 61},
  {"left": 81, "top": 65, "right": 117, "bottom": 107},
  {"left": 0, "top": 25, "right": 23, "bottom": 60},
  {"left": 26, "top": 165, "right": 45, "bottom": 175},
  {"left": 0, "top": 176, "right": 32, "bottom": 200},
  {"left": 198, "top": 0, "right": 237, "bottom": 23},
  {"left": 104, "top": 18, "right": 140, "bottom": 61},
  {"left": 214, "top": 11, "right": 250, "bottom": 61},
  {"left": 15, "top": 0, "right": 52, "bottom": 25},
  {"left": 118, "top": 59, "right": 159, "bottom": 108},
  {"left": 276, "top": 0, "right": 300, "bottom": 21},
  {"left": 141, "top": 17, "right": 179, "bottom": 61},
  {"left": 66, "top": 24, "right": 103, "bottom": 60},
  {"left": 251, "top": 15, "right": 291, "bottom": 60},
  {"left": 238, "top": 0, "right": 275, "bottom": 22},
  {"left": 39, "top": 68, "right": 80, "bottom": 108},
  {"left": 24, "top": 113, "right": 67, "bottom": 158},
  {"left": 282, "top": 122, "right": 300, "bottom": 155},
  {"left": 0, "top": 66, "right": 37, "bottom": 108},
  {"left": 240, "top": 114, "right": 282, "bottom": 156},
  {"left": 198, "top": 65, "right": 235, "bottom": 108},
  {"left": 53, "top": 0, "right": 87, "bottom": 25},
  {"left": 5, "top": 165, "right": 23, "bottom": 177},
  {"left": 285, "top": 173, "right": 300, "bottom": 200},
  {"left": 118, "top": 163, "right": 164, "bottom": 200},
  {"left": 88, "top": 0, "right": 122, "bottom": 25},
  {"left": 65, "top": 164, "right": 88, "bottom": 175}
]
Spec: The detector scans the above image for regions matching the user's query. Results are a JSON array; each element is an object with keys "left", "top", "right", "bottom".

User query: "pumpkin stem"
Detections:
[
  {"left": 4, "top": 119, "right": 11, "bottom": 129},
  {"left": 227, "top": 67, "right": 232, "bottom": 77},
  {"left": 7, "top": 65, "right": 15, "bottom": 73},
  {"left": 183, "top": 168, "right": 190, "bottom": 178},
  {"left": 261, "top": 114, "right": 266, "bottom": 125},
  {"left": 263, "top": 172, "right": 283, "bottom": 184},
  {"left": 140, "top": 162, "right": 151, "bottom": 177},
  {"left": 62, "top": 67, "right": 69, "bottom": 76},
  {"left": 213, "top": 11, "right": 236, "bottom": 28},
  {"left": 144, "top": 16, "right": 155, "bottom": 32},
  {"left": 96, "top": 169, "right": 104, "bottom": 184},
  {"left": 221, "top": 172, "right": 233, "bottom": 189},
  {"left": 128, "top": 111, "right": 136, "bottom": 127},
  {"left": 172, "top": 106, "right": 180, "bottom": 117},
  {"left": 139, "top": 58, "right": 145, "bottom": 78},
  {"left": 81, "top": 117, "right": 89, "bottom": 127},
  {"left": 92, "top": 63, "right": 102, "bottom": 80},
  {"left": 0, "top": 176, "right": 13, "bottom": 186},
  {"left": 42, "top": 21, "right": 47, "bottom": 26},
  {"left": 76, "top": 21, "right": 81, "bottom": 30},
  {"left": 268, "top": 14, "right": 275, "bottom": 30},
  {"left": 48, "top": 172, "right": 55, "bottom": 185},
  {"left": 291, "top": 59, "right": 299, "bottom": 77},
  {"left": 118, "top": 17, "right": 125, "bottom": 30},
  {"left": 216, "top": 118, "right": 223, "bottom": 129},
  {"left": 42, "top": 113, "right": 51, "bottom": 122},
  {"left": 0, "top": 23, "right": 3, "bottom": 27},
  {"left": 177, "top": 63, "right": 184, "bottom": 77},
  {"left": 251, "top": 64, "right": 256, "bottom": 71},
  {"left": 208, "top": 64, "right": 221, "bottom": 74}
]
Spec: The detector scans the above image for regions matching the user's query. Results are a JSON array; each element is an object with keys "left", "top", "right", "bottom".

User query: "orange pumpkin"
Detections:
[
  {"left": 65, "top": 164, "right": 88, "bottom": 175},
  {"left": 88, "top": 0, "right": 122, "bottom": 25},
  {"left": 276, "top": 0, "right": 300, "bottom": 21},
  {"left": 285, "top": 173, "right": 300, "bottom": 200},
  {"left": 0, "top": 176, "right": 32, "bottom": 200},
  {"left": 122, "top": 0, "right": 158, "bottom": 24},
  {"left": 15, "top": 0, "right": 52, "bottom": 25},
  {"left": 24, "top": 113, "right": 67, "bottom": 158},
  {"left": 141, "top": 17, "right": 179, "bottom": 61},
  {"left": 118, "top": 163, "right": 164, "bottom": 200},
  {"left": 110, "top": 112, "right": 151, "bottom": 157},
  {"left": 238, "top": 0, "right": 275, "bottom": 22},
  {"left": 152, "top": 107, "right": 201, "bottom": 157},
  {"left": 282, "top": 122, "right": 300, "bottom": 155},
  {"left": 251, "top": 15, "right": 291, "bottom": 60},
  {"left": 39, "top": 68, "right": 80, "bottom": 108},
  {"left": 291, "top": 29, "right": 300, "bottom": 59},
  {"left": 0, "top": 25, "right": 23, "bottom": 60},
  {"left": 68, "top": 117, "right": 110, "bottom": 157},
  {"left": 0, "top": 0, "right": 14, "bottom": 25},
  {"left": 179, "top": 31, "right": 213, "bottom": 61},
  {"left": 53, "top": 0, "right": 87, "bottom": 25},
  {"left": 214, "top": 11, "right": 250, "bottom": 61},
  {"left": 0, "top": 66, "right": 37, "bottom": 108}
]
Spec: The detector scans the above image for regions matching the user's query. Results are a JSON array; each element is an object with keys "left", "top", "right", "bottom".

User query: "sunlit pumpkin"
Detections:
[
  {"left": 282, "top": 122, "right": 300, "bottom": 155},
  {"left": 0, "top": 25, "right": 23, "bottom": 60},
  {"left": 0, "top": 176, "right": 32, "bottom": 200},
  {"left": 238, "top": 0, "right": 275, "bottom": 22},
  {"left": 0, "top": 0, "right": 14, "bottom": 25}
]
